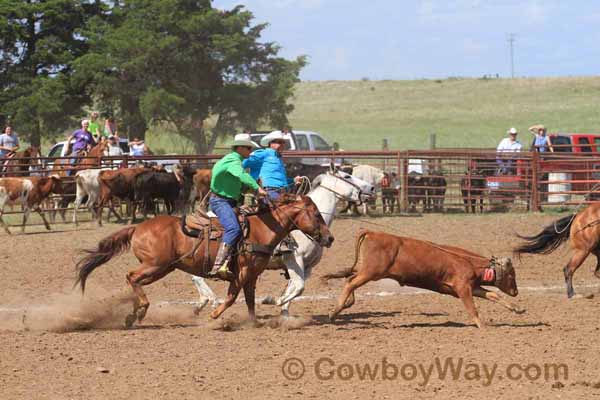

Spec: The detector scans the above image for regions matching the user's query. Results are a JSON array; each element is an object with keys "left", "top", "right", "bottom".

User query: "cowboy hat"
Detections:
[
  {"left": 507, "top": 127, "right": 518, "bottom": 135},
  {"left": 231, "top": 133, "right": 258, "bottom": 149},
  {"left": 260, "top": 131, "right": 286, "bottom": 147}
]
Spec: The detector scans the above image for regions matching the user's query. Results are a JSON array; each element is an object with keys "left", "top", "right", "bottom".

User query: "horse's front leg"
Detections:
[{"left": 275, "top": 255, "right": 305, "bottom": 312}]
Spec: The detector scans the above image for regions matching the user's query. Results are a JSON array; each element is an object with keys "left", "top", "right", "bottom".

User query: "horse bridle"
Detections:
[
  {"left": 268, "top": 199, "right": 324, "bottom": 244},
  {"left": 317, "top": 170, "right": 368, "bottom": 204}
]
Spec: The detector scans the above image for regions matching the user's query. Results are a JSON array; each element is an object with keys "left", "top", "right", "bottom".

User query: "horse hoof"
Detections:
[
  {"left": 515, "top": 308, "right": 526, "bottom": 315},
  {"left": 125, "top": 314, "right": 136, "bottom": 328},
  {"left": 136, "top": 311, "right": 147, "bottom": 322},
  {"left": 261, "top": 295, "right": 276, "bottom": 305},
  {"left": 280, "top": 310, "right": 290, "bottom": 319},
  {"left": 328, "top": 312, "right": 336, "bottom": 322}
]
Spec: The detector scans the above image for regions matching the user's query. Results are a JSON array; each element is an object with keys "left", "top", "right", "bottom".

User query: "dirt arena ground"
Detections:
[{"left": 1, "top": 212, "right": 600, "bottom": 399}]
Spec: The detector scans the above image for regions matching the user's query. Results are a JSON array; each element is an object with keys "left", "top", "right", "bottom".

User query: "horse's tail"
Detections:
[
  {"left": 75, "top": 226, "right": 136, "bottom": 293},
  {"left": 513, "top": 214, "right": 574, "bottom": 259},
  {"left": 322, "top": 229, "right": 369, "bottom": 282}
]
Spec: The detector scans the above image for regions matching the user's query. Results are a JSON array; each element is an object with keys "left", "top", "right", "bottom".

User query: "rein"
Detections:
[{"left": 269, "top": 200, "right": 321, "bottom": 244}]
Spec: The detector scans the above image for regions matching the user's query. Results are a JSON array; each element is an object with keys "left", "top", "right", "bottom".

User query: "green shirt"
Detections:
[
  {"left": 210, "top": 151, "right": 259, "bottom": 201},
  {"left": 88, "top": 121, "right": 102, "bottom": 137}
]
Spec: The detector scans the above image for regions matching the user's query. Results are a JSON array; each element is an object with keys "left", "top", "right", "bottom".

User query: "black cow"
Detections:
[
  {"left": 460, "top": 170, "right": 487, "bottom": 213},
  {"left": 425, "top": 170, "right": 447, "bottom": 212},
  {"left": 134, "top": 169, "right": 185, "bottom": 219},
  {"left": 408, "top": 172, "right": 427, "bottom": 212}
]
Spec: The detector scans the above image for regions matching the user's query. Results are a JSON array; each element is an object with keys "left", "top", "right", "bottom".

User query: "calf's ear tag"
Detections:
[{"left": 483, "top": 268, "right": 495, "bottom": 283}]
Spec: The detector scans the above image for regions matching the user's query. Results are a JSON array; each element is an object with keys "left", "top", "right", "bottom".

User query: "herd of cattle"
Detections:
[
  {"left": 0, "top": 159, "right": 495, "bottom": 234},
  {"left": 0, "top": 164, "right": 212, "bottom": 234}
]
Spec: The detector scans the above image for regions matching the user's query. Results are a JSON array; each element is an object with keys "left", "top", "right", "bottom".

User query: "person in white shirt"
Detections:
[{"left": 496, "top": 127, "right": 522, "bottom": 175}]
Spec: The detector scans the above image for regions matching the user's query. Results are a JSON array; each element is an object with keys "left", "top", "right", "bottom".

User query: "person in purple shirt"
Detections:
[{"left": 66, "top": 119, "right": 96, "bottom": 175}]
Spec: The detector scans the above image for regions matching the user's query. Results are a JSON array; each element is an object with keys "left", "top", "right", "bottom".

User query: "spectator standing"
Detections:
[
  {"left": 104, "top": 117, "right": 118, "bottom": 138},
  {"left": 528, "top": 124, "right": 553, "bottom": 152},
  {"left": 0, "top": 126, "right": 20, "bottom": 159},
  {"left": 129, "top": 137, "right": 152, "bottom": 156},
  {"left": 88, "top": 112, "right": 102, "bottom": 141},
  {"left": 496, "top": 127, "right": 522, "bottom": 175}
]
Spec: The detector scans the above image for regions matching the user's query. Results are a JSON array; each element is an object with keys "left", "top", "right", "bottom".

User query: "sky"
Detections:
[{"left": 213, "top": 0, "right": 600, "bottom": 81}]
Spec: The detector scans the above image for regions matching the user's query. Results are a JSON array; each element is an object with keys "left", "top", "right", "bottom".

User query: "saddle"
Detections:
[
  {"left": 181, "top": 204, "right": 273, "bottom": 255},
  {"left": 181, "top": 209, "right": 225, "bottom": 240}
]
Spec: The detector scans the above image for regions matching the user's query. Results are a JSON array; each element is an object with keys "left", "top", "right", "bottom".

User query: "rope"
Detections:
[
  {"left": 553, "top": 181, "right": 600, "bottom": 234},
  {"left": 295, "top": 176, "right": 311, "bottom": 195}
]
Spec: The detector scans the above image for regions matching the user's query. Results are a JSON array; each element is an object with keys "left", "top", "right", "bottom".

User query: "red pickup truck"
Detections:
[{"left": 546, "top": 133, "right": 600, "bottom": 153}]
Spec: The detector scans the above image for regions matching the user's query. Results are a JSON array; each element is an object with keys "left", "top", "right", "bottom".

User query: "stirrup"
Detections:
[{"left": 207, "top": 265, "right": 234, "bottom": 281}]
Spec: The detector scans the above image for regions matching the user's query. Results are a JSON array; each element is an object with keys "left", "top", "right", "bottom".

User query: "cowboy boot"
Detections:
[{"left": 208, "top": 242, "right": 234, "bottom": 281}]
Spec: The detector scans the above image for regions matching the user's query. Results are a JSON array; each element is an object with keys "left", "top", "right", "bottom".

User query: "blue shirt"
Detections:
[
  {"left": 0, "top": 133, "right": 19, "bottom": 156},
  {"left": 242, "top": 148, "right": 292, "bottom": 188},
  {"left": 534, "top": 135, "right": 549, "bottom": 152},
  {"left": 71, "top": 129, "right": 96, "bottom": 152}
]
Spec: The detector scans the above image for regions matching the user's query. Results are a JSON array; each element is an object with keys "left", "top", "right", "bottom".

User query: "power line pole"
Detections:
[{"left": 507, "top": 33, "right": 516, "bottom": 78}]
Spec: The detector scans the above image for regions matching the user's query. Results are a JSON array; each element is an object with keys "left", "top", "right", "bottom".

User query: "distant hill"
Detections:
[{"left": 287, "top": 77, "right": 600, "bottom": 151}]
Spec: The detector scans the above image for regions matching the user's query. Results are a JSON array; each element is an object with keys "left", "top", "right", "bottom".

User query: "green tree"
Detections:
[
  {"left": 0, "top": 0, "right": 104, "bottom": 146},
  {"left": 77, "top": 0, "right": 305, "bottom": 153}
]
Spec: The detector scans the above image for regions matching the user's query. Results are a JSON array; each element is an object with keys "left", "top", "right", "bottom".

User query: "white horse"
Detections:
[{"left": 190, "top": 167, "right": 376, "bottom": 316}]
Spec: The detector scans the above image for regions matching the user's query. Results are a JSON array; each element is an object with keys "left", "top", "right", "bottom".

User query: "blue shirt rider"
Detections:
[{"left": 242, "top": 131, "right": 301, "bottom": 201}]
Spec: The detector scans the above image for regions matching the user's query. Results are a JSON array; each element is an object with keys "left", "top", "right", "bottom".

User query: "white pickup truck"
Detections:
[{"left": 249, "top": 130, "right": 340, "bottom": 166}]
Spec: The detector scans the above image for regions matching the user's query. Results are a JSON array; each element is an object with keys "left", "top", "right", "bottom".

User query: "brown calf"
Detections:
[
  {"left": 323, "top": 229, "right": 523, "bottom": 328},
  {"left": 188, "top": 169, "right": 211, "bottom": 212},
  {"left": 0, "top": 176, "right": 63, "bottom": 234}
]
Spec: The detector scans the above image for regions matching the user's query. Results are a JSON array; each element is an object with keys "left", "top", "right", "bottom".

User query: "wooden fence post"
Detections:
[
  {"left": 400, "top": 152, "right": 409, "bottom": 212},
  {"left": 531, "top": 151, "right": 540, "bottom": 211}
]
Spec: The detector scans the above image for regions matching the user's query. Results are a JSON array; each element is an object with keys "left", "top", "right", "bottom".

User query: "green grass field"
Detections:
[
  {"left": 39, "top": 76, "right": 600, "bottom": 154},
  {"left": 286, "top": 77, "right": 600, "bottom": 151}
]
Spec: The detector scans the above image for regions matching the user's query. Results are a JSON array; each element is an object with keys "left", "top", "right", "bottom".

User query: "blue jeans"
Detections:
[
  {"left": 209, "top": 195, "right": 241, "bottom": 246},
  {"left": 265, "top": 187, "right": 289, "bottom": 201},
  {"left": 69, "top": 150, "right": 83, "bottom": 176}
]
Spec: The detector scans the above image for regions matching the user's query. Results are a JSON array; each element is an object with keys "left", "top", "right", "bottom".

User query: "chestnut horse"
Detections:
[
  {"left": 75, "top": 195, "right": 334, "bottom": 327},
  {"left": 52, "top": 141, "right": 109, "bottom": 176},
  {"left": 2, "top": 146, "right": 42, "bottom": 177},
  {"left": 514, "top": 203, "right": 600, "bottom": 298}
]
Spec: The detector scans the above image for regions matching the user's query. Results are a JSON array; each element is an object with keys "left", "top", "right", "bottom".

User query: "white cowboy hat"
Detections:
[
  {"left": 507, "top": 127, "right": 518, "bottom": 135},
  {"left": 260, "top": 131, "right": 286, "bottom": 147},
  {"left": 231, "top": 133, "right": 258, "bottom": 148}
]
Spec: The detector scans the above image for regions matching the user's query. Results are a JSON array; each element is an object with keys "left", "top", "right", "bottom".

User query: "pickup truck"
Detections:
[
  {"left": 249, "top": 130, "right": 341, "bottom": 166},
  {"left": 45, "top": 138, "right": 179, "bottom": 172}
]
